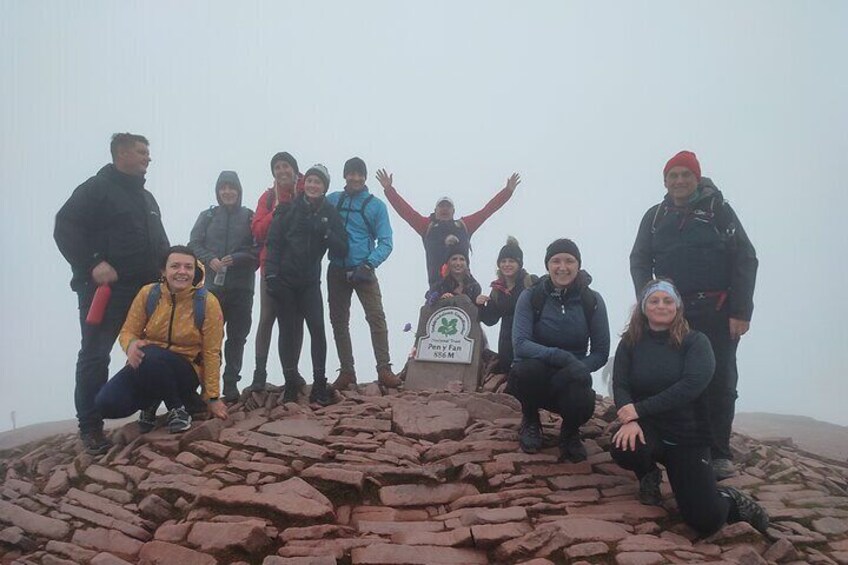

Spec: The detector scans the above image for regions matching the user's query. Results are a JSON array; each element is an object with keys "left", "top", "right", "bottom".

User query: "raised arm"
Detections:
[
  {"left": 462, "top": 173, "right": 520, "bottom": 235},
  {"left": 377, "top": 169, "right": 429, "bottom": 236}
]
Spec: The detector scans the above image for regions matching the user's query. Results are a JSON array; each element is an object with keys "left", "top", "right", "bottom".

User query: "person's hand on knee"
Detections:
[{"left": 127, "top": 339, "right": 148, "bottom": 369}]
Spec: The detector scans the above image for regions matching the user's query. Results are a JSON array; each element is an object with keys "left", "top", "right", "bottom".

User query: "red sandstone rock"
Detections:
[
  {"left": 198, "top": 477, "right": 334, "bottom": 520},
  {"left": 137, "top": 540, "right": 216, "bottom": 564},
  {"left": 391, "top": 400, "right": 470, "bottom": 441},
  {"left": 565, "top": 541, "right": 610, "bottom": 559},
  {"left": 258, "top": 419, "right": 332, "bottom": 441},
  {"left": 471, "top": 521, "right": 532, "bottom": 547},
  {"left": 379, "top": 483, "right": 479, "bottom": 506},
  {"left": 90, "top": 552, "right": 134, "bottom": 565},
  {"left": 357, "top": 520, "right": 444, "bottom": 535},
  {"left": 390, "top": 527, "right": 472, "bottom": 546},
  {"left": 153, "top": 523, "right": 191, "bottom": 542},
  {"left": 614, "top": 551, "right": 666, "bottom": 565},
  {"left": 0, "top": 499, "right": 70, "bottom": 539},
  {"left": 187, "top": 519, "right": 270, "bottom": 553},
  {"left": 71, "top": 528, "right": 144, "bottom": 558},
  {"left": 84, "top": 465, "right": 127, "bottom": 487},
  {"left": 350, "top": 542, "right": 488, "bottom": 564},
  {"left": 44, "top": 540, "right": 98, "bottom": 562},
  {"left": 302, "top": 465, "right": 365, "bottom": 489}
]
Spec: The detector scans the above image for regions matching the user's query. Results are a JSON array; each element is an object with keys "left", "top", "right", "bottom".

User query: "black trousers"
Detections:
[
  {"left": 211, "top": 287, "right": 254, "bottom": 383},
  {"left": 74, "top": 283, "right": 140, "bottom": 434},
  {"left": 685, "top": 295, "right": 739, "bottom": 460},
  {"left": 610, "top": 423, "right": 730, "bottom": 535},
  {"left": 275, "top": 283, "right": 327, "bottom": 382},
  {"left": 94, "top": 346, "right": 198, "bottom": 417},
  {"left": 509, "top": 359, "right": 595, "bottom": 432}
]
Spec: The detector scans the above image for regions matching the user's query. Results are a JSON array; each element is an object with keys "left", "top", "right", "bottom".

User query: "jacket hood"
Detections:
[
  {"left": 663, "top": 176, "right": 724, "bottom": 208},
  {"left": 215, "top": 170, "right": 243, "bottom": 207},
  {"left": 541, "top": 269, "right": 592, "bottom": 296}
]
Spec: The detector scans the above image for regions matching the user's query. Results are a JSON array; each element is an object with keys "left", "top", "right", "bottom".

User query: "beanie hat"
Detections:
[
  {"left": 304, "top": 164, "right": 331, "bottom": 192},
  {"left": 270, "top": 151, "right": 299, "bottom": 175},
  {"left": 445, "top": 240, "right": 470, "bottom": 265},
  {"left": 544, "top": 238, "right": 581, "bottom": 268},
  {"left": 343, "top": 157, "right": 367, "bottom": 178},
  {"left": 663, "top": 150, "right": 701, "bottom": 180},
  {"left": 497, "top": 236, "right": 523, "bottom": 267},
  {"left": 640, "top": 279, "right": 682, "bottom": 314}
]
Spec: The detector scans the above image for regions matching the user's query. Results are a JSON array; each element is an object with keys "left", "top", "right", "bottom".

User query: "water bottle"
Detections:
[
  {"left": 85, "top": 284, "right": 112, "bottom": 325},
  {"left": 213, "top": 265, "right": 227, "bottom": 286}
]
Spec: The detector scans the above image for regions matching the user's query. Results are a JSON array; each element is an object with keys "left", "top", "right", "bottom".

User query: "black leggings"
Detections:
[
  {"left": 275, "top": 283, "right": 327, "bottom": 382},
  {"left": 610, "top": 423, "right": 730, "bottom": 535},
  {"left": 509, "top": 359, "right": 595, "bottom": 432}
]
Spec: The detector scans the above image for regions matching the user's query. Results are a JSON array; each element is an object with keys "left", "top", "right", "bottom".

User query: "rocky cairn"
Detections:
[{"left": 1, "top": 385, "right": 848, "bottom": 565}]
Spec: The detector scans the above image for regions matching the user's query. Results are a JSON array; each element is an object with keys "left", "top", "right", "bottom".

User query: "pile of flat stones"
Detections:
[{"left": 1, "top": 383, "right": 847, "bottom": 564}]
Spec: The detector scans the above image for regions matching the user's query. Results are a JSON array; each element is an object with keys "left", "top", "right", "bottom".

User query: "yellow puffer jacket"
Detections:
[{"left": 118, "top": 280, "right": 224, "bottom": 400}]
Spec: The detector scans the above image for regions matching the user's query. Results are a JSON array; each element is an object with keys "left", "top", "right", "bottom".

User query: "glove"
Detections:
[
  {"left": 556, "top": 350, "right": 592, "bottom": 387},
  {"left": 350, "top": 263, "right": 377, "bottom": 285}
]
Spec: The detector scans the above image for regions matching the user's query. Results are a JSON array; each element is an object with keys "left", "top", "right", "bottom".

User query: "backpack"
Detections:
[
  {"left": 145, "top": 283, "right": 208, "bottom": 330},
  {"left": 529, "top": 277, "right": 597, "bottom": 328},
  {"left": 650, "top": 194, "right": 737, "bottom": 243},
  {"left": 336, "top": 193, "right": 376, "bottom": 238}
]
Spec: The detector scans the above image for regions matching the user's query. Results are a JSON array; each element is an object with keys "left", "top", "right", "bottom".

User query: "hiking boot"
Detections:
[
  {"left": 309, "top": 378, "right": 336, "bottom": 407},
  {"left": 558, "top": 430, "right": 588, "bottom": 463},
  {"left": 639, "top": 467, "right": 663, "bottom": 506},
  {"left": 138, "top": 403, "right": 159, "bottom": 433},
  {"left": 80, "top": 429, "right": 112, "bottom": 456},
  {"left": 332, "top": 370, "right": 357, "bottom": 391},
  {"left": 166, "top": 407, "right": 192, "bottom": 433},
  {"left": 518, "top": 415, "right": 543, "bottom": 454},
  {"left": 281, "top": 376, "right": 304, "bottom": 404},
  {"left": 222, "top": 377, "right": 240, "bottom": 404},
  {"left": 718, "top": 486, "right": 770, "bottom": 534},
  {"left": 377, "top": 366, "right": 402, "bottom": 388},
  {"left": 712, "top": 458, "right": 738, "bottom": 480},
  {"left": 247, "top": 368, "right": 268, "bottom": 392}
]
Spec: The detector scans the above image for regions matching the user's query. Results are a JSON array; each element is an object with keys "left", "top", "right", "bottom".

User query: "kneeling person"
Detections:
[{"left": 95, "top": 246, "right": 228, "bottom": 433}]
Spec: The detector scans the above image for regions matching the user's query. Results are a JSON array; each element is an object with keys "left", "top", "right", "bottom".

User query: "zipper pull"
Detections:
[{"left": 561, "top": 304, "right": 565, "bottom": 315}]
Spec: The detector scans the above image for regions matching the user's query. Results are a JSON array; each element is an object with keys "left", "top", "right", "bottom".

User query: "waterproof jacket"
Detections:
[
  {"left": 512, "top": 273, "right": 610, "bottom": 373},
  {"left": 630, "top": 178, "right": 758, "bottom": 321},
  {"left": 383, "top": 185, "right": 514, "bottom": 285},
  {"left": 55, "top": 164, "right": 170, "bottom": 292},
  {"left": 479, "top": 271, "right": 537, "bottom": 371},
  {"left": 428, "top": 271, "right": 483, "bottom": 304},
  {"left": 118, "top": 274, "right": 224, "bottom": 400},
  {"left": 326, "top": 186, "right": 393, "bottom": 269},
  {"left": 188, "top": 171, "right": 258, "bottom": 293},
  {"left": 613, "top": 330, "right": 715, "bottom": 446},
  {"left": 265, "top": 194, "right": 349, "bottom": 288},
  {"left": 252, "top": 175, "right": 304, "bottom": 273}
]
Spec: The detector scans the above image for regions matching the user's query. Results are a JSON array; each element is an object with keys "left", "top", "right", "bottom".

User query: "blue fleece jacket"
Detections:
[{"left": 326, "top": 186, "right": 393, "bottom": 269}]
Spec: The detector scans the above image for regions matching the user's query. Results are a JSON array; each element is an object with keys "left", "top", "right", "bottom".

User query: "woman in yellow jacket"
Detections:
[{"left": 95, "top": 245, "right": 228, "bottom": 433}]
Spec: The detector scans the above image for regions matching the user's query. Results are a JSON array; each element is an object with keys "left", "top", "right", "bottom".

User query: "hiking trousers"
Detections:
[
  {"left": 274, "top": 283, "right": 327, "bottom": 381},
  {"left": 95, "top": 345, "right": 198, "bottom": 417},
  {"left": 74, "top": 283, "right": 141, "bottom": 434},
  {"left": 610, "top": 422, "right": 730, "bottom": 535},
  {"left": 255, "top": 276, "right": 303, "bottom": 379},
  {"left": 685, "top": 295, "right": 739, "bottom": 460},
  {"left": 327, "top": 265, "right": 391, "bottom": 372},
  {"left": 210, "top": 287, "right": 253, "bottom": 383},
  {"left": 509, "top": 359, "right": 595, "bottom": 432}
]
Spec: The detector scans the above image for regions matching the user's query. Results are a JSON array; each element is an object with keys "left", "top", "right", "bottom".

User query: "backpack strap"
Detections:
[
  {"left": 145, "top": 283, "right": 162, "bottom": 320},
  {"left": 580, "top": 287, "right": 598, "bottom": 327},
  {"left": 530, "top": 278, "right": 597, "bottom": 328},
  {"left": 337, "top": 193, "right": 377, "bottom": 239},
  {"left": 530, "top": 280, "right": 547, "bottom": 325},
  {"left": 145, "top": 282, "right": 206, "bottom": 330}
]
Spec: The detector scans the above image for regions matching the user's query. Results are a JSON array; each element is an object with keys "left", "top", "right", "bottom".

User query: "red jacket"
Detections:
[{"left": 252, "top": 175, "right": 304, "bottom": 272}]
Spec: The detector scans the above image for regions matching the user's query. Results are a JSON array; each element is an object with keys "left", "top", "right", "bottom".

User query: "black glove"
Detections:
[{"left": 350, "top": 263, "right": 377, "bottom": 285}]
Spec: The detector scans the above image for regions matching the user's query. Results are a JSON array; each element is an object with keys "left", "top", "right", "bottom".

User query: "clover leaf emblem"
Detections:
[{"left": 437, "top": 317, "right": 458, "bottom": 336}]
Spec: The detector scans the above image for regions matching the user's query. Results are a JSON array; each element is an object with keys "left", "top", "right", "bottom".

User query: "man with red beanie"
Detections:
[
  {"left": 630, "top": 150, "right": 758, "bottom": 480},
  {"left": 248, "top": 151, "right": 305, "bottom": 392}
]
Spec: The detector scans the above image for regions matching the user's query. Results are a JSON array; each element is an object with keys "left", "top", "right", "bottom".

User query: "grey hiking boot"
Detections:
[
  {"left": 166, "top": 407, "right": 192, "bottom": 433},
  {"left": 718, "top": 486, "right": 770, "bottom": 533},
  {"left": 639, "top": 467, "right": 663, "bottom": 506},
  {"left": 138, "top": 403, "right": 159, "bottom": 433},
  {"left": 712, "top": 458, "right": 738, "bottom": 480},
  {"left": 518, "top": 414, "right": 543, "bottom": 454},
  {"left": 80, "top": 429, "right": 112, "bottom": 456}
]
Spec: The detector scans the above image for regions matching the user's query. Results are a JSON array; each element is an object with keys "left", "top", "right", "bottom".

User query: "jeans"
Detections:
[
  {"left": 610, "top": 422, "right": 730, "bottom": 535},
  {"left": 327, "top": 265, "right": 391, "bottom": 372},
  {"left": 95, "top": 345, "right": 199, "bottom": 417},
  {"left": 74, "top": 283, "right": 140, "bottom": 434}
]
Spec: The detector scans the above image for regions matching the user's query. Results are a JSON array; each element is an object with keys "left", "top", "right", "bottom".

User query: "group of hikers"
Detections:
[{"left": 55, "top": 134, "right": 765, "bottom": 537}]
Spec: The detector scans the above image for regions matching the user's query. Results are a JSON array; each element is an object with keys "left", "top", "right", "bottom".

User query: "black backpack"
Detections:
[{"left": 529, "top": 276, "right": 597, "bottom": 328}]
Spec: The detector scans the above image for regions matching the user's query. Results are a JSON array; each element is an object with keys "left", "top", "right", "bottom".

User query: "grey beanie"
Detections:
[{"left": 304, "top": 163, "right": 331, "bottom": 191}]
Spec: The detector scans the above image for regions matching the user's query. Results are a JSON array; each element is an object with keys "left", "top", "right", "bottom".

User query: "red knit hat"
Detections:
[{"left": 663, "top": 150, "right": 701, "bottom": 180}]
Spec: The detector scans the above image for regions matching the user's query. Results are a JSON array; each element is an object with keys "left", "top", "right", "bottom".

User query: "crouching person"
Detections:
[
  {"left": 610, "top": 279, "right": 768, "bottom": 535},
  {"left": 509, "top": 239, "right": 610, "bottom": 462},
  {"left": 95, "top": 246, "right": 228, "bottom": 433}
]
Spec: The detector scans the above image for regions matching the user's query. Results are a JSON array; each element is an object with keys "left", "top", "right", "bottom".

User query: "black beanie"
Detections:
[
  {"left": 445, "top": 240, "right": 470, "bottom": 265},
  {"left": 270, "top": 152, "right": 299, "bottom": 175},
  {"left": 343, "top": 157, "right": 367, "bottom": 178},
  {"left": 544, "top": 238, "right": 581, "bottom": 268},
  {"left": 497, "top": 236, "right": 523, "bottom": 267}
]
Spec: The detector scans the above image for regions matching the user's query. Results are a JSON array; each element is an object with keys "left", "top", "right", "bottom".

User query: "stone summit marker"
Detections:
[{"left": 404, "top": 295, "right": 482, "bottom": 391}]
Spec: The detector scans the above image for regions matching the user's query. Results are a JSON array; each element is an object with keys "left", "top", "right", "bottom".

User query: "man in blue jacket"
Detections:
[{"left": 326, "top": 157, "right": 400, "bottom": 389}]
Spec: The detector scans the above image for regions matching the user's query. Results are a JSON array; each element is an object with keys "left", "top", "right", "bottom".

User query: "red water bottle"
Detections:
[{"left": 85, "top": 284, "right": 112, "bottom": 325}]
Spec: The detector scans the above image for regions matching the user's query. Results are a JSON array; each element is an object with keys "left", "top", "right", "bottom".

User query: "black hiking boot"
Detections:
[
  {"left": 639, "top": 467, "right": 663, "bottom": 506},
  {"left": 518, "top": 414, "right": 543, "bottom": 454},
  {"left": 222, "top": 375, "right": 240, "bottom": 404},
  {"left": 281, "top": 374, "right": 304, "bottom": 404},
  {"left": 558, "top": 429, "right": 588, "bottom": 463},
  {"left": 247, "top": 367, "right": 268, "bottom": 392},
  {"left": 80, "top": 429, "right": 112, "bottom": 456},
  {"left": 718, "top": 486, "right": 770, "bottom": 534},
  {"left": 309, "top": 378, "right": 336, "bottom": 407}
]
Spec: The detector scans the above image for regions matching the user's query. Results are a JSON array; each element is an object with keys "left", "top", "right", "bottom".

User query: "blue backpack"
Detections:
[{"left": 145, "top": 283, "right": 208, "bottom": 330}]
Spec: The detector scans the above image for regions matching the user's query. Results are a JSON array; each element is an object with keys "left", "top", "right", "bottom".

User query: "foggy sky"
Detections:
[{"left": 1, "top": 1, "right": 846, "bottom": 432}]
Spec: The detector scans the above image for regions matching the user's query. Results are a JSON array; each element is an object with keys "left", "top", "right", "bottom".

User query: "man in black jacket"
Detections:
[
  {"left": 630, "top": 150, "right": 758, "bottom": 479},
  {"left": 189, "top": 171, "right": 258, "bottom": 403},
  {"left": 55, "top": 133, "right": 170, "bottom": 455}
]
